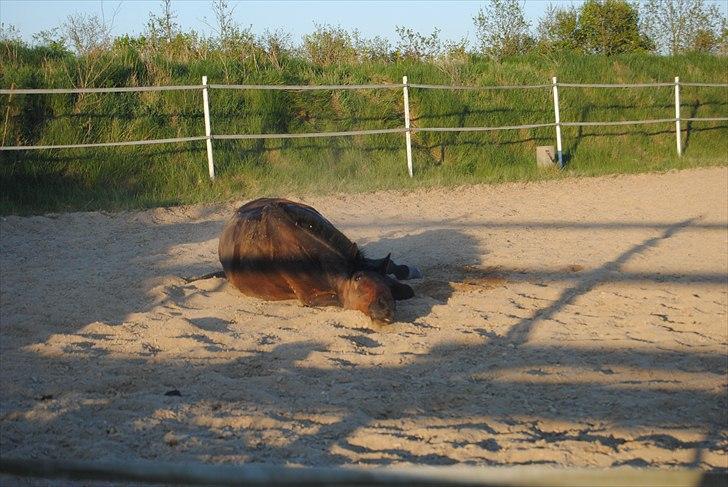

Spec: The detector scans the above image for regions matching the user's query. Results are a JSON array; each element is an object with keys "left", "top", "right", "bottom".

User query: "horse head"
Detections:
[{"left": 339, "top": 270, "right": 396, "bottom": 323}]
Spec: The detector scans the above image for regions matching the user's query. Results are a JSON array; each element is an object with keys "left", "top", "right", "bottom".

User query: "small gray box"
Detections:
[{"left": 536, "top": 146, "right": 557, "bottom": 168}]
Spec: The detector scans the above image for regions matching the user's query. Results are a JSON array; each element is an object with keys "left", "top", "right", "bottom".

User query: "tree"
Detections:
[
  {"left": 352, "top": 31, "right": 392, "bottom": 62},
  {"left": 63, "top": 13, "right": 113, "bottom": 55},
  {"left": 31, "top": 11, "right": 119, "bottom": 97},
  {"left": 210, "top": 0, "right": 252, "bottom": 50},
  {"left": 0, "top": 23, "right": 21, "bottom": 43},
  {"left": 0, "top": 23, "right": 28, "bottom": 66},
  {"left": 690, "top": 26, "right": 723, "bottom": 53},
  {"left": 642, "top": 0, "right": 727, "bottom": 54},
  {"left": 537, "top": 0, "right": 652, "bottom": 55},
  {"left": 394, "top": 26, "right": 445, "bottom": 61},
  {"left": 717, "top": 23, "right": 728, "bottom": 56},
  {"left": 473, "top": 0, "right": 533, "bottom": 59},
  {"left": 537, "top": 4, "right": 583, "bottom": 52},
  {"left": 259, "top": 29, "right": 293, "bottom": 70},
  {"left": 578, "top": 0, "right": 653, "bottom": 54},
  {"left": 147, "top": 0, "right": 179, "bottom": 44}
]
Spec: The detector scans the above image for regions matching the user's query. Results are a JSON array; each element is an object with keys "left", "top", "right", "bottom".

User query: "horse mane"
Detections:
[{"left": 279, "top": 202, "right": 363, "bottom": 264}]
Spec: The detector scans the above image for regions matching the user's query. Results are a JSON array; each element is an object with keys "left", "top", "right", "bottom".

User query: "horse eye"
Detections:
[{"left": 354, "top": 274, "right": 362, "bottom": 282}]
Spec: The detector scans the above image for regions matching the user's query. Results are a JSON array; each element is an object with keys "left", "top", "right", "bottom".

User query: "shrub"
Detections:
[{"left": 473, "top": 0, "right": 533, "bottom": 60}]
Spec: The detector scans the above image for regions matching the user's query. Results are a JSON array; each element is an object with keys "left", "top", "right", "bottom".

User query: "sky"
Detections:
[
  {"left": 0, "top": 0, "right": 593, "bottom": 45},
  {"left": 2, "top": 0, "right": 727, "bottom": 46}
]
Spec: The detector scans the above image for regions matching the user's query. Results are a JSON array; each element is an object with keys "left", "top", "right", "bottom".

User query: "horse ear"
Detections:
[{"left": 378, "top": 253, "right": 391, "bottom": 274}]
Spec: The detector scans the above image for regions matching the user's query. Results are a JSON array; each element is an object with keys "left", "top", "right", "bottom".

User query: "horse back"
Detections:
[{"left": 219, "top": 199, "right": 354, "bottom": 303}]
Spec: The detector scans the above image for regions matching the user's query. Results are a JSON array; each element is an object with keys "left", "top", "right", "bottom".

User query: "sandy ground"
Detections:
[{"left": 1, "top": 167, "right": 727, "bottom": 478}]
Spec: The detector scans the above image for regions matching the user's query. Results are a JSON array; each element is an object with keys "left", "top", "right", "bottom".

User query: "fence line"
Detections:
[
  {"left": 0, "top": 85, "right": 202, "bottom": 95},
  {"left": 682, "top": 117, "right": 728, "bottom": 122},
  {"left": 6, "top": 116, "right": 724, "bottom": 152},
  {"left": 680, "top": 82, "right": 728, "bottom": 87},
  {"left": 415, "top": 123, "right": 555, "bottom": 132},
  {"left": 215, "top": 128, "right": 408, "bottom": 140},
  {"left": 557, "top": 82, "right": 675, "bottom": 88},
  {"left": 408, "top": 82, "right": 550, "bottom": 90},
  {"left": 560, "top": 118, "right": 677, "bottom": 127},
  {"left": 208, "top": 83, "right": 404, "bottom": 90},
  {"left": 0, "top": 136, "right": 208, "bottom": 151},
  {"left": 2, "top": 81, "right": 725, "bottom": 95},
  {"left": 1, "top": 78, "right": 727, "bottom": 176}
]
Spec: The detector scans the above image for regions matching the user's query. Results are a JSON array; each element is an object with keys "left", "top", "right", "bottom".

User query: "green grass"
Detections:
[{"left": 1, "top": 47, "right": 727, "bottom": 215}]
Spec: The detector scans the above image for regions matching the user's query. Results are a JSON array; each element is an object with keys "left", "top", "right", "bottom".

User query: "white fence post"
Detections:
[
  {"left": 202, "top": 76, "right": 215, "bottom": 180},
  {"left": 552, "top": 76, "right": 564, "bottom": 168},
  {"left": 674, "top": 76, "right": 682, "bottom": 156},
  {"left": 402, "top": 75, "right": 413, "bottom": 178}
]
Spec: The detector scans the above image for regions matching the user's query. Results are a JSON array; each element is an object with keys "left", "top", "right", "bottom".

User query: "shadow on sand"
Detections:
[{"left": 1, "top": 213, "right": 726, "bottom": 470}]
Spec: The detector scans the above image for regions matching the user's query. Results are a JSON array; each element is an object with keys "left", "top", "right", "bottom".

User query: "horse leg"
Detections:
[
  {"left": 384, "top": 275, "right": 415, "bottom": 300},
  {"left": 386, "top": 260, "right": 422, "bottom": 280},
  {"left": 283, "top": 275, "right": 340, "bottom": 307}
]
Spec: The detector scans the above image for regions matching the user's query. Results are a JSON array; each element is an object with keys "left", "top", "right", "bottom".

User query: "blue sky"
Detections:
[
  {"left": 2, "top": 0, "right": 727, "bottom": 46},
  {"left": 1, "top": 0, "right": 589, "bottom": 44}
]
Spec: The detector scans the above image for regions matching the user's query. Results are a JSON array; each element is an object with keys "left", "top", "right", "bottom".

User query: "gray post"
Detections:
[{"left": 202, "top": 76, "right": 215, "bottom": 180}]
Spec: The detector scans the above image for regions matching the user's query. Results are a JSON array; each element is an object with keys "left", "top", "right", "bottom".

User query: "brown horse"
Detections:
[{"left": 218, "top": 198, "right": 419, "bottom": 322}]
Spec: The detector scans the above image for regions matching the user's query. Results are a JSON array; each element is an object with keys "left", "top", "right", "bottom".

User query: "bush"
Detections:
[{"left": 302, "top": 24, "right": 357, "bottom": 67}]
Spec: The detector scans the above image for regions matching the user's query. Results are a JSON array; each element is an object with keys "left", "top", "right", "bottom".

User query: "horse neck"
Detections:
[
  {"left": 328, "top": 255, "right": 366, "bottom": 308},
  {"left": 329, "top": 270, "right": 348, "bottom": 296},
  {"left": 330, "top": 273, "right": 358, "bottom": 309}
]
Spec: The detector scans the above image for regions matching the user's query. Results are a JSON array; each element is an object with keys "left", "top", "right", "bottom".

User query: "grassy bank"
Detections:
[{"left": 1, "top": 48, "right": 727, "bottom": 215}]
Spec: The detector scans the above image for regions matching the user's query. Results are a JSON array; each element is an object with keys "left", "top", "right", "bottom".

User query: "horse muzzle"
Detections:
[{"left": 369, "top": 303, "right": 395, "bottom": 324}]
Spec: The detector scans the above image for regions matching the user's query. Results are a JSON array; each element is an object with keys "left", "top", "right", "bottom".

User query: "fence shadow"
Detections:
[
  {"left": 2, "top": 327, "right": 725, "bottom": 467},
  {"left": 564, "top": 123, "right": 727, "bottom": 164},
  {"left": 2, "top": 214, "right": 726, "bottom": 348},
  {"left": 2, "top": 212, "right": 727, "bottom": 468}
]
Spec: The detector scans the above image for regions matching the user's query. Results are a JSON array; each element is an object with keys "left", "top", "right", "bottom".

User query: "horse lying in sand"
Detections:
[{"left": 218, "top": 198, "right": 421, "bottom": 323}]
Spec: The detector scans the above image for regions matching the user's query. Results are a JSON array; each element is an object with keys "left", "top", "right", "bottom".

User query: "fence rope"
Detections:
[
  {"left": 215, "top": 128, "right": 407, "bottom": 140},
  {"left": 0, "top": 80, "right": 725, "bottom": 153},
  {"left": 408, "top": 83, "right": 551, "bottom": 90},
  {"left": 560, "top": 118, "right": 676, "bottom": 127},
  {"left": 208, "top": 83, "right": 404, "bottom": 91},
  {"left": 557, "top": 82, "right": 675, "bottom": 88},
  {"left": 680, "top": 82, "right": 728, "bottom": 87},
  {"left": 414, "top": 123, "right": 555, "bottom": 132},
  {"left": 0, "top": 85, "right": 202, "bottom": 95},
  {"left": 681, "top": 117, "right": 728, "bottom": 122},
  {"left": 0, "top": 136, "right": 208, "bottom": 151},
  {"left": 3, "top": 117, "right": 727, "bottom": 151},
  {"left": 2, "top": 82, "right": 725, "bottom": 96}
]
